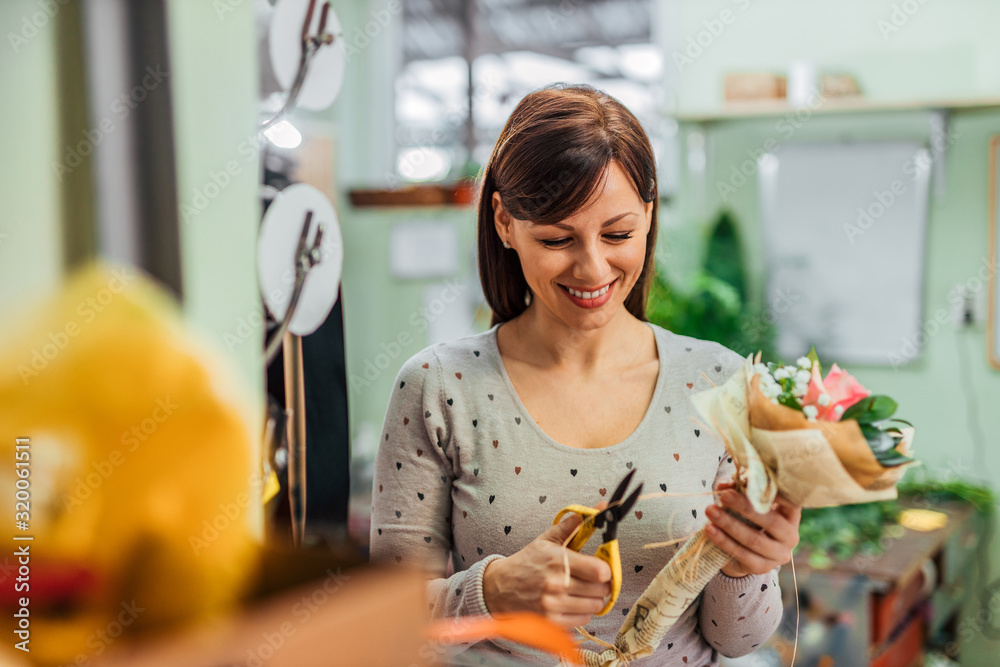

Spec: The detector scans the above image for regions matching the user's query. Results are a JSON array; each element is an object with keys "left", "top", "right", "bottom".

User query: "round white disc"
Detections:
[
  {"left": 268, "top": 0, "right": 346, "bottom": 111},
  {"left": 258, "top": 183, "right": 343, "bottom": 336}
]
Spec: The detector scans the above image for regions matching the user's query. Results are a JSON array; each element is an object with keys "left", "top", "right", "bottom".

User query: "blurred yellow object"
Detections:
[
  {"left": 899, "top": 508, "right": 949, "bottom": 532},
  {"left": 0, "top": 263, "right": 258, "bottom": 665}
]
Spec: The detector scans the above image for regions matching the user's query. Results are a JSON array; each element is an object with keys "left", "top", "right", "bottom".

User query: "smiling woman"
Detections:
[
  {"left": 370, "top": 84, "right": 796, "bottom": 667},
  {"left": 478, "top": 84, "right": 659, "bottom": 327}
]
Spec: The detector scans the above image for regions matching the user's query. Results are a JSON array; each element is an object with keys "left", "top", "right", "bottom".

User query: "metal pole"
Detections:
[{"left": 283, "top": 332, "right": 307, "bottom": 547}]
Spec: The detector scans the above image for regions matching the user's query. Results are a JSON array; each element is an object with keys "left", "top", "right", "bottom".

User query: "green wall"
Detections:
[
  {"left": 665, "top": 1, "right": 1000, "bottom": 662},
  {"left": 0, "top": 1, "right": 65, "bottom": 318},
  {"left": 166, "top": 0, "right": 264, "bottom": 420}
]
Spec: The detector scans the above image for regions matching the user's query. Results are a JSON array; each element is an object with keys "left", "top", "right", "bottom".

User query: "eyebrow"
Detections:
[{"left": 531, "top": 212, "right": 636, "bottom": 231}]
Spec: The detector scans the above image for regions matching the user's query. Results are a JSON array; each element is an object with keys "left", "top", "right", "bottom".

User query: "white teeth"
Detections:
[{"left": 566, "top": 283, "right": 611, "bottom": 299}]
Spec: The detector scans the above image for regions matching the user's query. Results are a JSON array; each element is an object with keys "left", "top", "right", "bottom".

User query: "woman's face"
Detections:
[{"left": 494, "top": 161, "right": 654, "bottom": 331}]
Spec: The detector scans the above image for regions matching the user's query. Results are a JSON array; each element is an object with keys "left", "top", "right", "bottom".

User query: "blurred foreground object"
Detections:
[
  {"left": 0, "top": 263, "right": 257, "bottom": 665},
  {"left": 94, "top": 560, "right": 429, "bottom": 667}
]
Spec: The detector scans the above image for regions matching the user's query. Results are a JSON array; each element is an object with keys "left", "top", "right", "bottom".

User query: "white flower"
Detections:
[
  {"left": 783, "top": 365, "right": 798, "bottom": 375},
  {"left": 793, "top": 383, "right": 808, "bottom": 398},
  {"left": 834, "top": 404, "right": 845, "bottom": 416},
  {"left": 817, "top": 393, "right": 831, "bottom": 406},
  {"left": 803, "top": 405, "right": 818, "bottom": 421},
  {"left": 796, "top": 357, "right": 812, "bottom": 370},
  {"left": 761, "top": 383, "right": 781, "bottom": 399},
  {"left": 771, "top": 398, "right": 779, "bottom": 404},
  {"left": 774, "top": 368, "right": 790, "bottom": 381},
  {"left": 753, "top": 363, "right": 769, "bottom": 376},
  {"left": 795, "top": 369, "right": 811, "bottom": 384}
]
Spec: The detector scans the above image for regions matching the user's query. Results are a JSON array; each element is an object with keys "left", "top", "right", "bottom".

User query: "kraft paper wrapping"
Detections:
[{"left": 569, "top": 357, "right": 915, "bottom": 666}]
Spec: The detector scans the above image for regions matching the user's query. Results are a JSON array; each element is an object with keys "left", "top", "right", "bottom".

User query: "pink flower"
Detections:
[{"left": 800, "top": 362, "right": 871, "bottom": 421}]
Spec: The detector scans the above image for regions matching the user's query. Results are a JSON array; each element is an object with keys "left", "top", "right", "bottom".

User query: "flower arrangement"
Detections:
[{"left": 754, "top": 351, "right": 915, "bottom": 469}]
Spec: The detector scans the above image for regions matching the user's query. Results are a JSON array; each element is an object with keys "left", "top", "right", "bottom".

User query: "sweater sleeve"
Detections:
[
  {"left": 695, "top": 343, "right": 783, "bottom": 657},
  {"left": 369, "top": 347, "right": 501, "bottom": 621}
]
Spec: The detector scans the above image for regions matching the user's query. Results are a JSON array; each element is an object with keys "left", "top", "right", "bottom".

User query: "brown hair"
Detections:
[{"left": 477, "top": 84, "right": 659, "bottom": 326}]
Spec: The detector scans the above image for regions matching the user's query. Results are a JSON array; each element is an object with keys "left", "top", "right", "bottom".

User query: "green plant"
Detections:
[{"left": 646, "top": 211, "right": 776, "bottom": 360}]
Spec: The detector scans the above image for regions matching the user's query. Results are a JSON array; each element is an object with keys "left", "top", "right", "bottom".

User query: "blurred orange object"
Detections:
[{"left": 427, "top": 612, "right": 583, "bottom": 665}]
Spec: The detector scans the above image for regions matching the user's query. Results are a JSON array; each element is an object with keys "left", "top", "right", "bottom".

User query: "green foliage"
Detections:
[
  {"left": 797, "top": 500, "right": 901, "bottom": 564},
  {"left": 646, "top": 211, "right": 776, "bottom": 360},
  {"left": 703, "top": 211, "right": 746, "bottom": 302},
  {"left": 897, "top": 476, "right": 998, "bottom": 516},
  {"left": 797, "top": 477, "right": 996, "bottom": 566}
]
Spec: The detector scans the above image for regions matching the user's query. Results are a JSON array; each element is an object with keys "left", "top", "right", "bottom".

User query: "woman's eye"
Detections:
[{"left": 539, "top": 233, "right": 633, "bottom": 248}]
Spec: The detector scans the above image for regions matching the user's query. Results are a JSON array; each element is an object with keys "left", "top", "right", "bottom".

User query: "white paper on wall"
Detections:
[{"left": 758, "top": 141, "right": 931, "bottom": 366}]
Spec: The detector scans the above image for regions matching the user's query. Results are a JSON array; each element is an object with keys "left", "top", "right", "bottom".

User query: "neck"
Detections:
[{"left": 507, "top": 304, "right": 643, "bottom": 374}]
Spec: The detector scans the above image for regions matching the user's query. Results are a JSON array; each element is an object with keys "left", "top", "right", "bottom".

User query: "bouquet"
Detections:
[{"left": 575, "top": 351, "right": 916, "bottom": 667}]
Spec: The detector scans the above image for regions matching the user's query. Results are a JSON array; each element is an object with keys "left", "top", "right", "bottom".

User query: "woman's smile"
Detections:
[{"left": 558, "top": 278, "right": 617, "bottom": 309}]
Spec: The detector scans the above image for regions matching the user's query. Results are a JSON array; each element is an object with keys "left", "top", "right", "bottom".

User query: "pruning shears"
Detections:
[{"left": 552, "top": 468, "right": 643, "bottom": 616}]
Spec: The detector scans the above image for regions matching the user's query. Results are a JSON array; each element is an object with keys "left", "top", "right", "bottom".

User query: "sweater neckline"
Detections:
[{"left": 487, "top": 321, "right": 665, "bottom": 455}]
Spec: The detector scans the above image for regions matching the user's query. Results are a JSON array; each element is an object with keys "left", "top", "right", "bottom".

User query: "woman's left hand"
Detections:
[{"left": 704, "top": 483, "right": 801, "bottom": 578}]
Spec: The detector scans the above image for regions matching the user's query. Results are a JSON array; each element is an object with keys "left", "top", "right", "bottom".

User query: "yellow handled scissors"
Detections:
[{"left": 552, "top": 468, "right": 643, "bottom": 616}]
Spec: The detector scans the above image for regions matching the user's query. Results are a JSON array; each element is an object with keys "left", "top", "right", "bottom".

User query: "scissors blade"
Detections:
[{"left": 608, "top": 468, "right": 637, "bottom": 506}]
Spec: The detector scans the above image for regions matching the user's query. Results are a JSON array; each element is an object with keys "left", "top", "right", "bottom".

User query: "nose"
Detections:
[{"left": 572, "top": 237, "right": 611, "bottom": 285}]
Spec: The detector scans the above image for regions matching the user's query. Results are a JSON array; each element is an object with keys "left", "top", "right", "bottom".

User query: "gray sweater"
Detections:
[{"left": 370, "top": 322, "right": 782, "bottom": 666}]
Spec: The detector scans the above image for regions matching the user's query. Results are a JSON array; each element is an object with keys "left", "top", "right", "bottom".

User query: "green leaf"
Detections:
[
  {"left": 842, "top": 395, "right": 898, "bottom": 423},
  {"left": 777, "top": 394, "right": 801, "bottom": 411},
  {"left": 806, "top": 346, "right": 822, "bottom": 375},
  {"left": 862, "top": 427, "right": 897, "bottom": 453},
  {"left": 874, "top": 451, "right": 916, "bottom": 468}
]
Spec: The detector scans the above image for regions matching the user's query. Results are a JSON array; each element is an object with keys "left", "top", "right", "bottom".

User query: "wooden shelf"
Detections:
[{"left": 674, "top": 96, "right": 1000, "bottom": 123}]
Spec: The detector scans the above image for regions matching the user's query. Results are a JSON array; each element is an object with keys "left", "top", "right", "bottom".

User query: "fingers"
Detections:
[
  {"left": 705, "top": 504, "right": 786, "bottom": 565},
  {"left": 549, "top": 613, "right": 595, "bottom": 629},
  {"left": 565, "top": 576, "right": 611, "bottom": 600},
  {"left": 704, "top": 519, "right": 773, "bottom": 575},
  {"left": 772, "top": 493, "right": 803, "bottom": 523},
  {"left": 717, "top": 490, "right": 797, "bottom": 546},
  {"left": 543, "top": 592, "right": 606, "bottom": 616},
  {"left": 544, "top": 511, "right": 585, "bottom": 543},
  {"left": 564, "top": 549, "right": 612, "bottom": 583}
]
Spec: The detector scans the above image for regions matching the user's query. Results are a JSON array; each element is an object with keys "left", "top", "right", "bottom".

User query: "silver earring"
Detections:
[
  {"left": 524, "top": 289, "right": 532, "bottom": 306},
  {"left": 503, "top": 240, "right": 511, "bottom": 249}
]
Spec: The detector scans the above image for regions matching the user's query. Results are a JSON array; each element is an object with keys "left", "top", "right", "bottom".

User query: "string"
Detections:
[
  {"left": 575, "top": 627, "right": 631, "bottom": 667},
  {"left": 559, "top": 496, "right": 629, "bottom": 585},
  {"left": 790, "top": 548, "right": 800, "bottom": 666},
  {"left": 643, "top": 532, "right": 698, "bottom": 550}
]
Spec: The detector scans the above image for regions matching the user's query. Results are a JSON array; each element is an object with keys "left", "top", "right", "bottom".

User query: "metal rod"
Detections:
[
  {"left": 263, "top": 210, "right": 315, "bottom": 365},
  {"left": 283, "top": 331, "right": 307, "bottom": 548}
]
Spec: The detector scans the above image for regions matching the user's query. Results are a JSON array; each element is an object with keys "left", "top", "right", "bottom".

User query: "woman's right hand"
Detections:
[{"left": 482, "top": 505, "right": 613, "bottom": 629}]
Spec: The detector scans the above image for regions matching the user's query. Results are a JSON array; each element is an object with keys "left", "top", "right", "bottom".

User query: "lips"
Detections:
[{"left": 558, "top": 278, "right": 616, "bottom": 309}]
